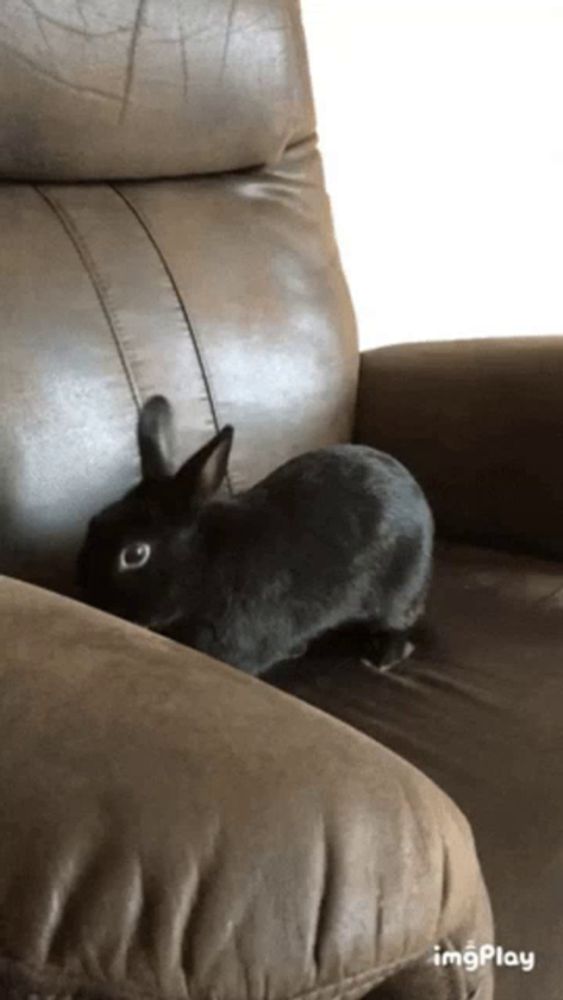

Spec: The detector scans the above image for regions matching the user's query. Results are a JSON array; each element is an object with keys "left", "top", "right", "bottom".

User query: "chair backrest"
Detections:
[{"left": 0, "top": 0, "right": 358, "bottom": 593}]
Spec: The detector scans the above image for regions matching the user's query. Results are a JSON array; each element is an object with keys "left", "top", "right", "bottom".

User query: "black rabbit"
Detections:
[{"left": 77, "top": 396, "right": 434, "bottom": 675}]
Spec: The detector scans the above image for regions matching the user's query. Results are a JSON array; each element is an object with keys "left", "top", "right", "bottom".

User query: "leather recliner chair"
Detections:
[{"left": 1, "top": 2, "right": 561, "bottom": 998}]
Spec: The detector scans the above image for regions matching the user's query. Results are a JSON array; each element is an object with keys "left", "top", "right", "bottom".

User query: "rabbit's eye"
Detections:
[{"left": 119, "top": 541, "right": 151, "bottom": 572}]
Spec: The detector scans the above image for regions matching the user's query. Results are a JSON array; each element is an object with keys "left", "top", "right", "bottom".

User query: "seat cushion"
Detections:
[
  {"left": 270, "top": 543, "right": 563, "bottom": 1000},
  {"left": 0, "top": 576, "right": 493, "bottom": 1000}
]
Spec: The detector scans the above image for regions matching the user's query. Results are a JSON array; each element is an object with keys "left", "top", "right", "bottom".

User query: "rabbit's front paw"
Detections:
[{"left": 361, "top": 632, "right": 415, "bottom": 673}]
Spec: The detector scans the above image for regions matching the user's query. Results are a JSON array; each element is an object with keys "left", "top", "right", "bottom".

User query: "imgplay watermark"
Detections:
[{"left": 433, "top": 941, "right": 536, "bottom": 974}]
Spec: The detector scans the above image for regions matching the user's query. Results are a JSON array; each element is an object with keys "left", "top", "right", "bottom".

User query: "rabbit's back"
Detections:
[
  {"left": 191, "top": 444, "right": 433, "bottom": 671},
  {"left": 239, "top": 444, "right": 431, "bottom": 549}
]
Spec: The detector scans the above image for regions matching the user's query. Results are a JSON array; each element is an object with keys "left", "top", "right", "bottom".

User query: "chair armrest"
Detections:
[
  {"left": 355, "top": 336, "right": 563, "bottom": 560},
  {"left": 0, "top": 576, "right": 492, "bottom": 1000}
]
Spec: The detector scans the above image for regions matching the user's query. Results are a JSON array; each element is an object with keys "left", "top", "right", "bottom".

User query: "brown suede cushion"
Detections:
[
  {"left": 273, "top": 543, "right": 563, "bottom": 1000},
  {"left": 0, "top": 576, "right": 492, "bottom": 1000}
]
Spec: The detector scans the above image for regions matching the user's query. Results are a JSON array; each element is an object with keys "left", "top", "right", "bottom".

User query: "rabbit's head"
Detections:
[{"left": 77, "top": 396, "right": 233, "bottom": 630}]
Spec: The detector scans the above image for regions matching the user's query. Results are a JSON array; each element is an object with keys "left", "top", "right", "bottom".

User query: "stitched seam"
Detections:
[
  {"left": 0, "top": 946, "right": 430, "bottom": 1000},
  {"left": 109, "top": 183, "right": 233, "bottom": 495},
  {"left": 109, "top": 184, "right": 221, "bottom": 433},
  {"left": 34, "top": 185, "right": 141, "bottom": 412}
]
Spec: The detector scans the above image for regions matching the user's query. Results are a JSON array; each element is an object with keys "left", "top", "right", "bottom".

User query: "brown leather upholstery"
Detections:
[
  {"left": 0, "top": 149, "right": 356, "bottom": 594},
  {"left": 275, "top": 541, "right": 563, "bottom": 1000},
  {"left": 356, "top": 337, "right": 563, "bottom": 561},
  {"left": 0, "top": 0, "right": 315, "bottom": 180},
  {"left": 0, "top": 576, "right": 493, "bottom": 1000},
  {"left": 273, "top": 337, "right": 563, "bottom": 1000}
]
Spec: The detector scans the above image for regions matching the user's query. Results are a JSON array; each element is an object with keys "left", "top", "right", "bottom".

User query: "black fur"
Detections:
[
  {"left": 137, "top": 394, "right": 174, "bottom": 480},
  {"left": 77, "top": 397, "right": 434, "bottom": 675}
]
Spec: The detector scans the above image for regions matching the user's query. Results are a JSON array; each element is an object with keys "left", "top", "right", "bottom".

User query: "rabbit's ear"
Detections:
[
  {"left": 138, "top": 396, "right": 175, "bottom": 480},
  {"left": 175, "top": 425, "right": 233, "bottom": 502}
]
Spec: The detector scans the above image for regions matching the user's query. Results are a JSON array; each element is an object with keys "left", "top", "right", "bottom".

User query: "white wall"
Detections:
[{"left": 301, "top": 0, "right": 563, "bottom": 349}]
